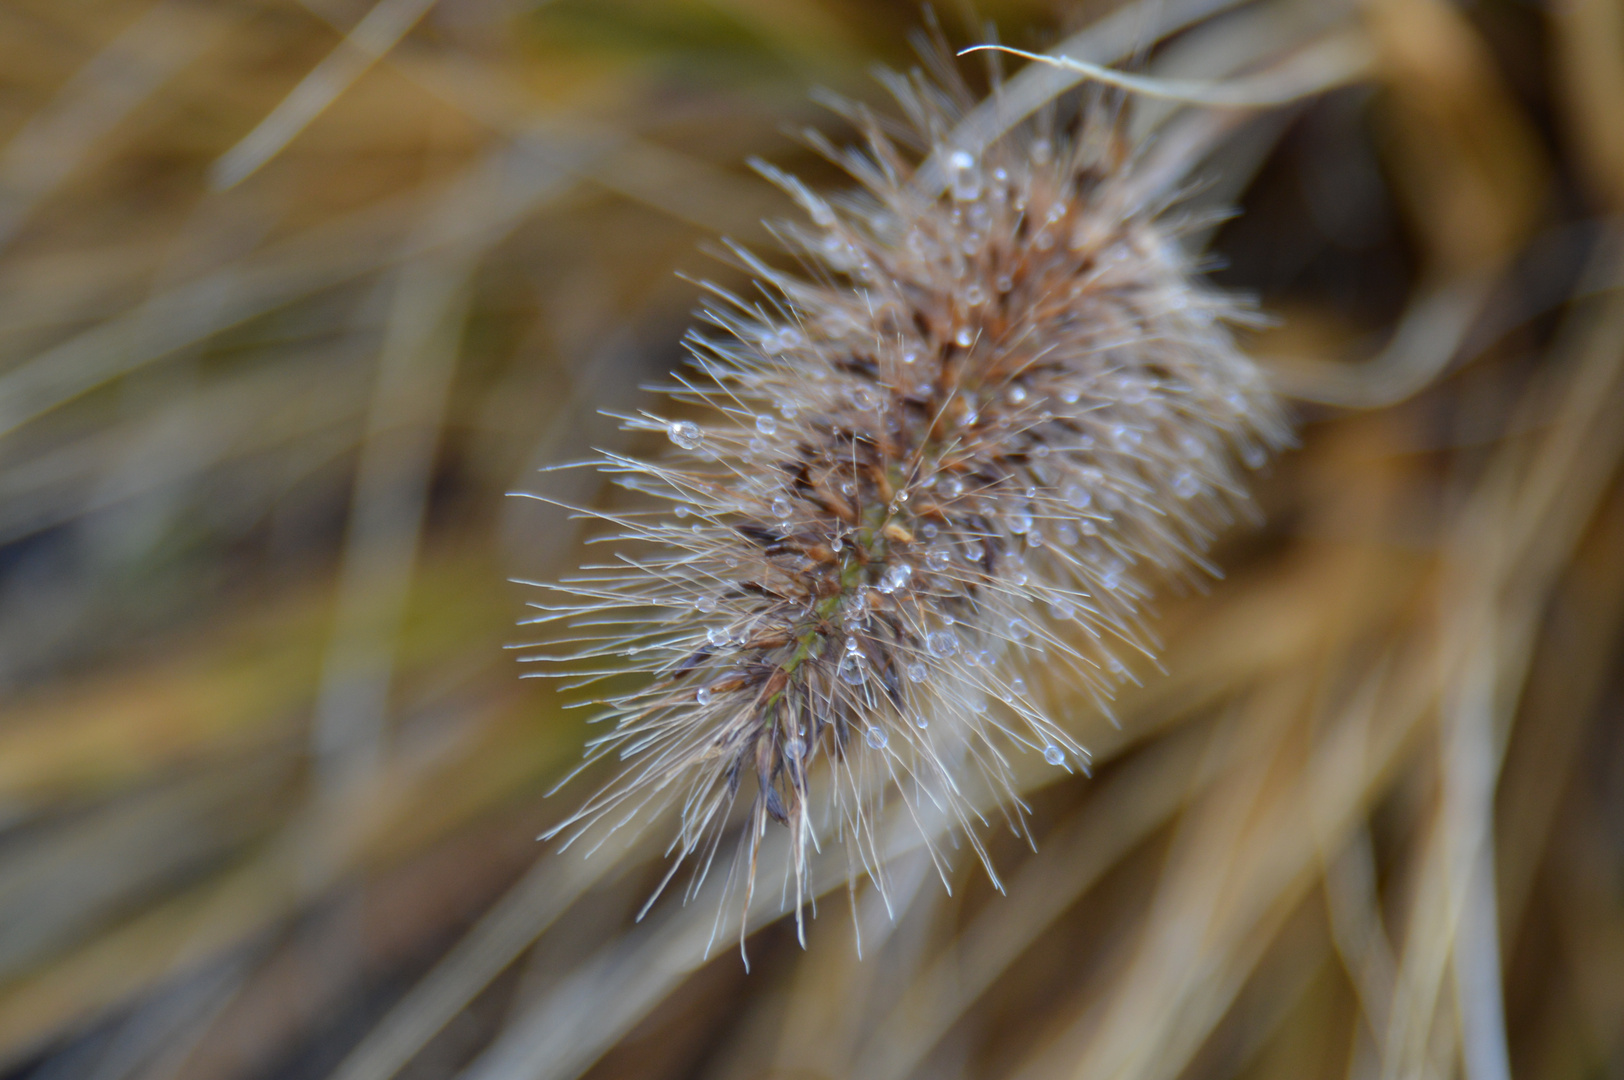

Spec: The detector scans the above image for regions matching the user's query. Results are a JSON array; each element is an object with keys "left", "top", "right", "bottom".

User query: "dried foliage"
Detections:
[{"left": 0, "top": 2, "right": 1620, "bottom": 1080}]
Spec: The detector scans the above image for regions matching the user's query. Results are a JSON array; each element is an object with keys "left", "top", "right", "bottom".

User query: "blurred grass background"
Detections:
[{"left": 0, "top": 1, "right": 1620, "bottom": 1078}]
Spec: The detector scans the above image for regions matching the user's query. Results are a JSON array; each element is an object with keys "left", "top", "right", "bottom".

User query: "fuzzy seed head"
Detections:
[{"left": 523, "top": 69, "right": 1290, "bottom": 947}]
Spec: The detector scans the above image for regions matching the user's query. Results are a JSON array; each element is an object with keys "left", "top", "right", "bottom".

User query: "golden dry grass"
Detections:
[{"left": 0, "top": 2, "right": 1619, "bottom": 1079}]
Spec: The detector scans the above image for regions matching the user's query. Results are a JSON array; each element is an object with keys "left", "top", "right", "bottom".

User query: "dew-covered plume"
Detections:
[{"left": 517, "top": 56, "right": 1290, "bottom": 954}]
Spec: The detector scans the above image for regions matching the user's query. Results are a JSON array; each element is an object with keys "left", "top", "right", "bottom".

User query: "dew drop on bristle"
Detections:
[
  {"left": 878, "top": 563, "right": 912, "bottom": 594},
  {"left": 946, "top": 149, "right": 982, "bottom": 201},
  {"left": 906, "top": 662, "right": 928, "bottom": 683},
  {"left": 667, "top": 420, "right": 702, "bottom": 449},
  {"left": 926, "top": 630, "right": 959, "bottom": 658},
  {"left": 755, "top": 415, "right": 777, "bottom": 435},
  {"left": 1044, "top": 744, "right": 1066, "bottom": 766},
  {"left": 866, "top": 726, "right": 889, "bottom": 749}
]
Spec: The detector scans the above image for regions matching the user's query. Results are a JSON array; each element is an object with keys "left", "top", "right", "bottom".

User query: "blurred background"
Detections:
[{"left": 0, "top": 0, "right": 1620, "bottom": 1078}]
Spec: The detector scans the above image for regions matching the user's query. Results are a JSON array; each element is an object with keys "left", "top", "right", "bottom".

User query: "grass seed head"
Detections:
[{"left": 524, "top": 64, "right": 1290, "bottom": 955}]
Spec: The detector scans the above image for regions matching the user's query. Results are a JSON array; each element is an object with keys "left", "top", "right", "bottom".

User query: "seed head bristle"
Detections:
[{"left": 520, "top": 63, "right": 1289, "bottom": 957}]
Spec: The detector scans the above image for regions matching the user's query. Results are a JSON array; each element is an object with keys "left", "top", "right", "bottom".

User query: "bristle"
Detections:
[{"left": 525, "top": 64, "right": 1290, "bottom": 953}]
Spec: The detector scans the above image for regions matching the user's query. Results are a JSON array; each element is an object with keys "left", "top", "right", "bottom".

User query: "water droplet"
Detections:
[
  {"left": 778, "top": 328, "right": 803, "bottom": 349},
  {"left": 1111, "top": 425, "right": 1142, "bottom": 450},
  {"left": 1007, "top": 385, "right": 1028, "bottom": 405},
  {"left": 878, "top": 563, "right": 913, "bottom": 594},
  {"left": 755, "top": 415, "right": 777, "bottom": 436},
  {"left": 837, "top": 651, "right": 867, "bottom": 685},
  {"left": 926, "top": 630, "right": 959, "bottom": 658},
  {"left": 1044, "top": 744, "right": 1066, "bottom": 765},
  {"left": 936, "top": 476, "right": 965, "bottom": 499},
  {"left": 955, "top": 327, "right": 974, "bottom": 348},
  {"left": 1119, "top": 377, "right": 1152, "bottom": 405},
  {"left": 906, "top": 662, "right": 928, "bottom": 683},
  {"left": 865, "top": 726, "right": 889, "bottom": 749},
  {"left": 1028, "top": 529, "right": 1045, "bottom": 548},
  {"left": 1008, "top": 510, "right": 1032, "bottom": 535},
  {"left": 709, "top": 628, "right": 732, "bottom": 648},
  {"left": 995, "top": 274, "right": 1014, "bottom": 293},
  {"left": 901, "top": 347, "right": 920, "bottom": 365},
  {"left": 1101, "top": 561, "right": 1124, "bottom": 591},
  {"left": 1011, "top": 677, "right": 1027, "bottom": 694},
  {"left": 784, "top": 737, "right": 805, "bottom": 759},
  {"left": 947, "top": 149, "right": 983, "bottom": 202},
  {"left": 771, "top": 496, "right": 792, "bottom": 519},
  {"left": 921, "top": 522, "right": 939, "bottom": 540},
  {"left": 964, "top": 285, "right": 986, "bottom": 306},
  {"left": 926, "top": 546, "right": 953, "bottom": 572},
  {"left": 962, "top": 540, "right": 984, "bottom": 563},
  {"left": 851, "top": 386, "right": 881, "bottom": 411},
  {"left": 831, "top": 536, "right": 844, "bottom": 552},
  {"left": 696, "top": 686, "right": 714, "bottom": 705},
  {"left": 1008, "top": 617, "right": 1030, "bottom": 640},
  {"left": 1056, "top": 523, "right": 1079, "bottom": 547},
  {"left": 1173, "top": 471, "right": 1200, "bottom": 499},
  {"left": 695, "top": 595, "right": 718, "bottom": 614},
  {"left": 674, "top": 504, "right": 691, "bottom": 519},
  {"left": 667, "top": 421, "right": 703, "bottom": 450},
  {"left": 1060, "top": 387, "right": 1081, "bottom": 405}
]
